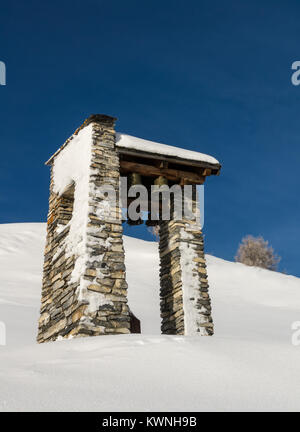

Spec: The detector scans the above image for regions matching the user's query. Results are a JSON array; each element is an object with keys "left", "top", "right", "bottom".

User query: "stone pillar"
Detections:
[
  {"left": 159, "top": 210, "right": 214, "bottom": 336},
  {"left": 37, "top": 115, "right": 130, "bottom": 343}
]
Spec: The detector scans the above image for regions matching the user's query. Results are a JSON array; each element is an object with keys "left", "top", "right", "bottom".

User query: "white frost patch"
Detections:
[
  {"left": 179, "top": 228, "right": 208, "bottom": 335},
  {"left": 52, "top": 245, "right": 64, "bottom": 262},
  {"left": 56, "top": 224, "right": 66, "bottom": 235},
  {"left": 116, "top": 133, "right": 219, "bottom": 165},
  {"left": 83, "top": 289, "right": 111, "bottom": 314}
]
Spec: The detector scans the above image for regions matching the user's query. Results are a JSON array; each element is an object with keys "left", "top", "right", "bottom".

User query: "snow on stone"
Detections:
[
  {"left": 116, "top": 133, "right": 220, "bottom": 165},
  {"left": 179, "top": 229, "right": 208, "bottom": 335},
  {"left": 52, "top": 125, "right": 110, "bottom": 312},
  {"left": 0, "top": 223, "right": 300, "bottom": 411},
  {"left": 52, "top": 125, "right": 92, "bottom": 281}
]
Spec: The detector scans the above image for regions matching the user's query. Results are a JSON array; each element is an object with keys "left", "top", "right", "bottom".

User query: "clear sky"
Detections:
[{"left": 0, "top": 0, "right": 299, "bottom": 275}]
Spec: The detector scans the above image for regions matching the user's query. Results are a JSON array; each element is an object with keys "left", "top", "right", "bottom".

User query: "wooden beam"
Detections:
[
  {"left": 117, "top": 147, "right": 221, "bottom": 173},
  {"left": 120, "top": 160, "right": 205, "bottom": 184},
  {"left": 202, "top": 168, "right": 212, "bottom": 176}
]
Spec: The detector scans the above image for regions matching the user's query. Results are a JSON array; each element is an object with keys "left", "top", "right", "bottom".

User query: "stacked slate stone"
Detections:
[
  {"left": 37, "top": 178, "right": 79, "bottom": 341},
  {"left": 37, "top": 115, "right": 130, "bottom": 343},
  {"left": 38, "top": 113, "right": 216, "bottom": 342},
  {"left": 182, "top": 222, "right": 214, "bottom": 336},
  {"left": 159, "top": 220, "right": 185, "bottom": 335},
  {"left": 159, "top": 215, "right": 214, "bottom": 336},
  {"left": 84, "top": 118, "right": 130, "bottom": 335}
]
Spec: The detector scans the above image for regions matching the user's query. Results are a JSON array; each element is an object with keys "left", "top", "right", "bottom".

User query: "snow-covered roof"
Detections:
[{"left": 116, "top": 133, "right": 220, "bottom": 166}]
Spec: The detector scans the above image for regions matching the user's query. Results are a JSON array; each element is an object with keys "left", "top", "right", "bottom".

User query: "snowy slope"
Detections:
[{"left": 0, "top": 223, "right": 299, "bottom": 411}]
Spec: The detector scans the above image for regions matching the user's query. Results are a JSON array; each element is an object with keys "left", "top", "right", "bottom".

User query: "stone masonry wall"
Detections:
[
  {"left": 37, "top": 115, "right": 130, "bottom": 342},
  {"left": 159, "top": 215, "right": 214, "bottom": 336},
  {"left": 37, "top": 176, "right": 80, "bottom": 342},
  {"left": 38, "top": 114, "right": 215, "bottom": 342},
  {"left": 83, "top": 117, "right": 130, "bottom": 335}
]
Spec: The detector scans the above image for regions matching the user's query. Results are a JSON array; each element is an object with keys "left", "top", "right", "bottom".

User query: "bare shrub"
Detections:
[
  {"left": 235, "top": 235, "right": 280, "bottom": 271},
  {"left": 147, "top": 224, "right": 160, "bottom": 241}
]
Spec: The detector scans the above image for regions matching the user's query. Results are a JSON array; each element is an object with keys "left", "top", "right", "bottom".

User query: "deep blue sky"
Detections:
[{"left": 0, "top": 0, "right": 299, "bottom": 275}]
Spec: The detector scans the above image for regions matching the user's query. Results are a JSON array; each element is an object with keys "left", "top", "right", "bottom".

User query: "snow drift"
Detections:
[{"left": 0, "top": 223, "right": 299, "bottom": 411}]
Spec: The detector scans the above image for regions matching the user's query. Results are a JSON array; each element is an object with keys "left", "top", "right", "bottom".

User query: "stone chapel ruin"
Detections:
[{"left": 37, "top": 114, "right": 221, "bottom": 343}]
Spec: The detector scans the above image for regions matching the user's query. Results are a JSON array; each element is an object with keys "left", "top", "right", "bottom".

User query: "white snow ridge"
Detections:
[{"left": 0, "top": 223, "right": 300, "bottom": 412}]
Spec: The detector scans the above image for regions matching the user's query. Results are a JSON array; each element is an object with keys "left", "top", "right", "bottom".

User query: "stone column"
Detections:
[
  {"left": 159, "top": 195, "right": 214, "bottom": 336},
  {"left": 37, "top": 115, "right": 130, "bottom": 343}
]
